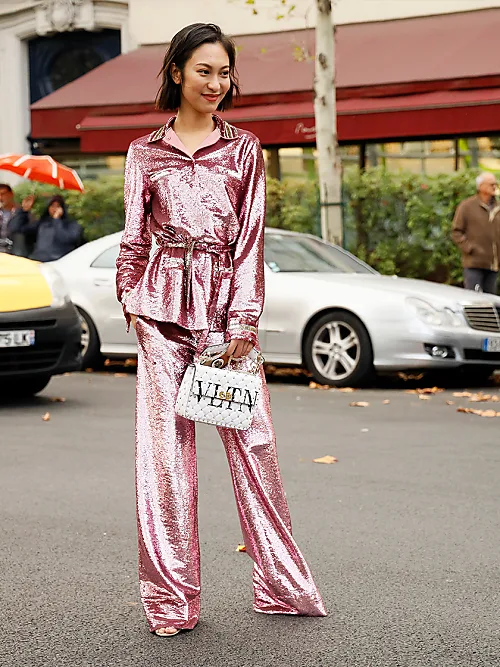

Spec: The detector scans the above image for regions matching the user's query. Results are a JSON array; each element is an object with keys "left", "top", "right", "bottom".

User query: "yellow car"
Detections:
[{"left": 0, "top": 254, "right": 81, "bottom": 397}]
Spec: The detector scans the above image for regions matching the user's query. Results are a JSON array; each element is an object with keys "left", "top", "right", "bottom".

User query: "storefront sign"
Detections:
[{"left": 295, "top": 121, "right": 316, "bottom": 140}]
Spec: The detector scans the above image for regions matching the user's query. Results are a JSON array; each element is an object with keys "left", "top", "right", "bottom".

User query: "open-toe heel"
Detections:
[{"left": 154, "top": 627, "right": 181, "bottom": 637}]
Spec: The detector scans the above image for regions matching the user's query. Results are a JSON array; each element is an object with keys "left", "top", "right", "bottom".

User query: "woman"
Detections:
[
  {"left": 116, "top": 23, "right": 326, "bottom": 637},
  {"left": 26, "top": 195, "right": 83, "bottom": 262}
]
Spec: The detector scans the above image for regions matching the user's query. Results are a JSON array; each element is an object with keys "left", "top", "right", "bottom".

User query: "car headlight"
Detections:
[
  {"left": 39, "top": 264, "right": 70, "bottom": 308},
  {"left": 407, "top": 298, "right": 462, "bottom": 327},
  {"left": 442, "top": 307, "right": 463, "bottom": 327}
]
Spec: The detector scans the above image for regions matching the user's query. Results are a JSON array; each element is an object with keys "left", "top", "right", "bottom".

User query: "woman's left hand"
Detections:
[{"left": 224, "top": 338, "right": 254, "bottom": 362}]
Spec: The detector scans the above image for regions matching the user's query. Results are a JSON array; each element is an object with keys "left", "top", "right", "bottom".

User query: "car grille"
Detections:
[
  {"left": 0, "top": 343, "right": 63, "bottom": 373},
  {"left": 463, "top": 306, "right": 500, "bottom": 333},
  {"left": 464, "top": 349, "right": 500, "bottom": 362},
  {"left": 0, "top": 319, "right": 56, "bottom": 330}
]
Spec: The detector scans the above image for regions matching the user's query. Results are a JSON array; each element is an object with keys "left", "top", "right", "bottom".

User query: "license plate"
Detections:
[
  {"left": 0, "top": 330, "right": 35, "bottom": 348},
  {"left": 482, "top": 337, "right": 500, "bottom": 353}
]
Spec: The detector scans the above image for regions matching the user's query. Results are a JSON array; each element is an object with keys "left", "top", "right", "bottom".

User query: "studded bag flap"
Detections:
[{"left": 175, "top": 344, "right": 264, "bottom": 430}]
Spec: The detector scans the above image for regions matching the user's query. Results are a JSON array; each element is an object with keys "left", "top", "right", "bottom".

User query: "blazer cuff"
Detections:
[{"left": 227, "top": 319, "right": 259, "bottom": 345}]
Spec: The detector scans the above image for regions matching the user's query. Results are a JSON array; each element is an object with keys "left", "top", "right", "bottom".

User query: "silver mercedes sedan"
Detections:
[{"left": 51, "top": 229, "right": 500, "bottom": 387}]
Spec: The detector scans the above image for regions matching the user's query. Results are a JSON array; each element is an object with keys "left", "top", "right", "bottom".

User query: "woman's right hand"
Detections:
[
  {"left": 52, "top": 205, "right": 64, "bottom": 220},
  {"left": 129, "top": 313, "right": 151, "bottom": 330}
]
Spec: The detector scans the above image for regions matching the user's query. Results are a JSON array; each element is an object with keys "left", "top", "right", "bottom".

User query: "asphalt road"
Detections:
[{"left": 1, "top": 372, "right": 500, "bottom": 667}]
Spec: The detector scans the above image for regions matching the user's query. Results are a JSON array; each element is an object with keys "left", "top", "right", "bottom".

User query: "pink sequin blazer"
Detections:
[{"left": 116, "top": 115, "right": 266, "bottom": 346}]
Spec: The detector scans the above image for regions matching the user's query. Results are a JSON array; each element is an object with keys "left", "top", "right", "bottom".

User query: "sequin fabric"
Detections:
[
  {"left": 116, "top": 115, "right": 265, "bottom": 344},
  {"left": 118, "top": 115, "right": 326, "bottom": 631},
  {"left": 135, "top": 319, "right": 327, "bottom": 631}
]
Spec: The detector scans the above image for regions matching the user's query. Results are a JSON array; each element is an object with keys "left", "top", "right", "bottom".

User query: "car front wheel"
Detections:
[
  {"left": 303, "top": 311, "right": 373, "bottom": 387},
  {"left": 77, "top": 307, "right": 101, "bottom": 369}
]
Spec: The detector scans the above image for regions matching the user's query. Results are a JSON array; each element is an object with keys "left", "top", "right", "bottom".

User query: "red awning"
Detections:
[
  {"left": 77, "top": 89, "right": 500, "bottom": 153},
  {"left": 30, "top": 8, "right": 500, "bottom": 143}
]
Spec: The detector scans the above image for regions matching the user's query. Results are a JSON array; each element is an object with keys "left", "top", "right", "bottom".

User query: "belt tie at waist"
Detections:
[{"left": 160, "top": 239, "right": 233, "bottom": 310}]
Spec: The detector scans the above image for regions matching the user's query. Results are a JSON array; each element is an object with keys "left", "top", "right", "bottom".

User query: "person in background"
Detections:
[
  {"left": 23, "top": 194, "right": 83, "bottom": 262},
  {"left": 0, "top": 184, "right": 35, "bottom": 256},
  {"left": 452, "top": 172, "right": 500, "bottom": 294}
]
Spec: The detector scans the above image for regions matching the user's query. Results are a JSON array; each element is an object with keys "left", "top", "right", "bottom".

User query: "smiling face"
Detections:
[{"left": 171, "top": 42, "right": 231, "bottom": 115}]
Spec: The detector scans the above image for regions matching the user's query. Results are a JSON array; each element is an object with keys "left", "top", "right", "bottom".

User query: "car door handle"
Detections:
[{"left": 93, "top": 278, "right": 113, "bottom": 287}]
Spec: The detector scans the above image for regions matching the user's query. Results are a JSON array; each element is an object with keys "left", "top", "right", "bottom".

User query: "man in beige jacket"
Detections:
[{"left": 451, "top": 172, "right": 500, "bottom": 294}]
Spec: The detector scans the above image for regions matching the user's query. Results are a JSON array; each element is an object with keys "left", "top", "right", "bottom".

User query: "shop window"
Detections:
[
  {"left": 56, "top": 155, "right": 126, "bottom": 180},
  {"left": 50, "top": 47, "right": 103, "bottom": 91},
  {"left": 28, "top": 29, "right": 121, "bottom": 104}
]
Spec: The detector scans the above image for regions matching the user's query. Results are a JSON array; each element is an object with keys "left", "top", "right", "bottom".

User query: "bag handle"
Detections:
[{"left": 199, "top": 345, "right": 264, "bottom": 375}]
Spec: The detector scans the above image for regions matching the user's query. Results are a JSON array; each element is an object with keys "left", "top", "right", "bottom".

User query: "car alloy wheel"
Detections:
[
  {"left": 312, "top": 321, "right": 361, "bottom": 381},
  {"left": 76, "top": 307, "right": 101, "bottom": 368},
  {"left": 79, "top": 312, "right": 90, "bottom": 358},
  {"left": 304, "top": 311, "right": 373, "bottom": 387}
]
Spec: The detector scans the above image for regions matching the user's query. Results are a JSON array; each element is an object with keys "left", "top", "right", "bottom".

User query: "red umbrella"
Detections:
[{"left": 0, "top": 153, "right": 84, "bottom": 192}]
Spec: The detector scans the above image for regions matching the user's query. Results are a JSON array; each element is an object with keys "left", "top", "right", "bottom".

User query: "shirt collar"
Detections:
[
  {"left": 147, "top": 114, "right": 239, "bottom": 144},
  {"left": 477, "top": 194, "right": 498, "bottom": 211}
]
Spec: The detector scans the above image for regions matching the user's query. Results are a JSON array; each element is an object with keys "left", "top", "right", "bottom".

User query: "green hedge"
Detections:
[
  {"left": 14, "top": 169, "right": 479, "bottom": 284},
  {"left": 14, "top": 175, "right": 126, "bottom": 243},
  {"left": 343, "top": 169, "right": 480, "bottom": 285}
]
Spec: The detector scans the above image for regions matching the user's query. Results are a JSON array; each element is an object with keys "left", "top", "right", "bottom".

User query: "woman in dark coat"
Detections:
[{"left": 25, "top": 195, "right": 83, "bottom": 262}]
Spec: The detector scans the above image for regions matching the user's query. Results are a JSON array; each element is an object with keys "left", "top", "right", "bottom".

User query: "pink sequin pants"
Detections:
[{"left": 135, "top": 318, "right": 327, "bottom": 632}]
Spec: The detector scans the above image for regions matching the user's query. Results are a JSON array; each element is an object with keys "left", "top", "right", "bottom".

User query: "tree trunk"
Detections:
[{"left": 314, "top": 0, "right": 343, "bottom": 245}]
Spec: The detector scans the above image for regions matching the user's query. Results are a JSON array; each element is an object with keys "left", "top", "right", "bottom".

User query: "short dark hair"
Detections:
[
  {"left": 43, "top": 195, "right": 67, "bottom": 219},
  {"left": 155, "top": 23, "right": 240, "bottom": 112},
  {"left": 0, "top": 183, "right": 13, "bottom": 194}
]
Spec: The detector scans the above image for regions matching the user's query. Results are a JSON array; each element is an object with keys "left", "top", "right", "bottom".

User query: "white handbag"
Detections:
[{"left": 175, "top": 343, "right": 265, "bottom": 430}]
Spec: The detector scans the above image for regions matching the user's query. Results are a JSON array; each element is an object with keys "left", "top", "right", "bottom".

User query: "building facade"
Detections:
[
  {"left": 129, "top": 0, "right": 500, "bottom": 45},
  {"left": 1, "top": 0, "right": 500, "bottom": 182},
  {"left": 0, "top": 0, "right": 131, "bottom": 178}
]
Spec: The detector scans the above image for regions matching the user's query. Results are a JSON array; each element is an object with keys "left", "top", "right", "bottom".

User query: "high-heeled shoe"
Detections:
[{"left": 154, "top": 627, "right": 180, "bottom": 637}]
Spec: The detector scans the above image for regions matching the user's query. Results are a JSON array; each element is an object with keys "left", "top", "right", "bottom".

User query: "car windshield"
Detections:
[{"left": 264, "top": 233, "right": 376, "bottom": 274}]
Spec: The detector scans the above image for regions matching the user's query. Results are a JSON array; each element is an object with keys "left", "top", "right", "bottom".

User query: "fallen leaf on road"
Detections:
[
  {"left": 349, "top": 401, "right": 370, "bottom": 407},
  {"left": 361, "top": 428, "right": 369, "bottom": 433},
  {"left": 49, "top": 397, "right": 66, "bottom": 403},
  {"left": 405, "top": 387, "right": 443, "bottom": 395},
  {"left": 236, "top": 544, "right": 246, "bottom": 552},
  {"left": 398, "top": 372, "right": 424, "bottom": 381},
  {"left": 339, "top": 387, "right": 356, "bottom": 393},
  {"left": 313, "top": 455, "right": 339, "bottom": 464},
  {"left": 446, "top": 400, "right": 455, "bottom": 406},
  {"left": 308, "top": 381, "right": 330, "bottom": 390},
  {"left": 457, "top": 407, "right": 500, "bottom": 418},
  {"left": 266, "top": 365, "right": 309, "bottom": 378},
  {"left": 453, "top": 391, "right": 472, "bottom": 398},
  {"left": 42, "top": 412, "right": 51, "bottom": 422},
  {"left": 383, "top": 400, "right": 391, "bottom": 404},
  {"left": 481, "top": 409, "right": 499, "bottom": 417},
  {"left": 419, "top": 395, "right": 431, "bottom": 401},
  {"left": 469, "top": 393, "right": 499, "bottom": 403},
  {"left": 114, "top": 373, "right": 128, "bottom": 378}
]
